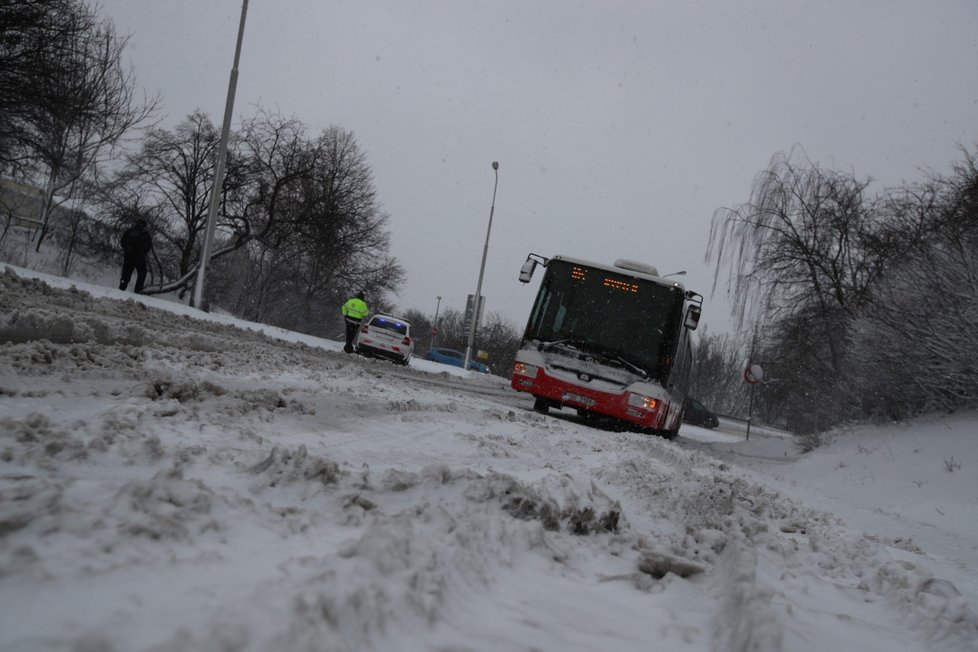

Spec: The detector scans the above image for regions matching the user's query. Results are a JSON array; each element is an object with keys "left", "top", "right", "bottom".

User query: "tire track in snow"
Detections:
[
  {"left": 5, "top": 269, "right": 976, "bottom": 651},
  {"left": 594, "top": 434, "right": 978, "bottom": 651}
]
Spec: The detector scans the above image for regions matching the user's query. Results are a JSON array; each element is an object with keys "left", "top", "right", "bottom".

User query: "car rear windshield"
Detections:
[{"left": 371, "top": 316, "right": 408, "bottom": 335}]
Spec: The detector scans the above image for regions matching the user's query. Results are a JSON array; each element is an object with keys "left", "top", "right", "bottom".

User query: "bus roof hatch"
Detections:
[{"left": 613, "top": 259, "right": 659, "bottom": 276}]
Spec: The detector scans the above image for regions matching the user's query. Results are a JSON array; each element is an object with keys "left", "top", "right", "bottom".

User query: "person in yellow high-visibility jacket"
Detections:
[{"left": 341, "top": 292, "right": 369, "bottom": 353}]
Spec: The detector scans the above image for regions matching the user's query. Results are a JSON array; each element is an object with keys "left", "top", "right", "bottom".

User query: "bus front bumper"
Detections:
[{"left": 511, "top": 363, "right": 668, "bottom": 429}]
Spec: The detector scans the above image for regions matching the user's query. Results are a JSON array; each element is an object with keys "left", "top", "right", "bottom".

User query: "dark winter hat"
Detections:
[{"left": 356, "top": 292, "right": 365, "bottom": 300}]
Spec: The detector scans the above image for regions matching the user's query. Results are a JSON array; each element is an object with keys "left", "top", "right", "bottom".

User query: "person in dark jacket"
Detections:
[
  {"left": 119, "top": 219, "right": 153, "bottom": 294},
  {"left": 341, "top": 292, "right": 369, "bottom": 353}
]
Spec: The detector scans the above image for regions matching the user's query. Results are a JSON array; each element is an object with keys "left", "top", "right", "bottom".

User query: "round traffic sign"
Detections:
[{"left": 744, "top": 364, "right": 764, "bottom": 384}]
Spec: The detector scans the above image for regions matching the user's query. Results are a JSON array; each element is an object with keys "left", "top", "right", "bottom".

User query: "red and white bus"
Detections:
[{"left": 511, "top": 255, "right": 702, "bottom": 438}]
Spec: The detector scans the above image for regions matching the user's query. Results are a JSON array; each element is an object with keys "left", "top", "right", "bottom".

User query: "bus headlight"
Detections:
[
  {"left": 627, "top": 393, "right": 658, "bottom": 411},
  {"left": 513, "top": 362, "right": 539, "bottom": 378}
]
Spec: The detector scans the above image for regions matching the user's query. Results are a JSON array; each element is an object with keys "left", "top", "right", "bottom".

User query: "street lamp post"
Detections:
[
  {"left": 193, "top": 0, "right": 249, "bottom": 310},
  {"left": 431, "top": 295, "right": 442, "bottom": 349},
  {"left": 463, "top": 161, "right": 499, "bottom": 370}
]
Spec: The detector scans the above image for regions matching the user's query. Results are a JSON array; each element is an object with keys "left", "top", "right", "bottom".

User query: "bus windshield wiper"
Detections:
[
  {"left": 541, "top": 338, "right": 594, "bottom": 353},
  {"left": 543, "top": 340, "right": 649, "bottom": 379},
  {"left": 602, "top": 353, "right": 649, "bottom": 379},
  {"left": 570, "top": 343, "right": 650, "bottom": 379}
]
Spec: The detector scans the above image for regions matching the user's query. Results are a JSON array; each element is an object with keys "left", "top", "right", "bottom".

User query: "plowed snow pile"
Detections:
[{"left": 2, "top": 266, "right": 977, "bottom": 652}]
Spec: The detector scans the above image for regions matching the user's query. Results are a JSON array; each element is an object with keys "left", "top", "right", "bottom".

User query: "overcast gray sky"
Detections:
[{"left": 98, "top": 0, "right": 978, "bottom": 333}]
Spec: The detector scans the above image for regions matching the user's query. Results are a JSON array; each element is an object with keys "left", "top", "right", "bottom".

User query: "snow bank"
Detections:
[{"left": 2, "top": 266, "right": 978, "bottom": 652}]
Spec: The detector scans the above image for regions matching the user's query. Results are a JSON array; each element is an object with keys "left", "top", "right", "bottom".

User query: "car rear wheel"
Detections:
[{"left": 533, "top": 397, "right": 551, "bottom": 414}]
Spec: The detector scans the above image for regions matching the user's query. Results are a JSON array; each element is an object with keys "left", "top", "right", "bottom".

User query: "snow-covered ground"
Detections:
[{"left": 2, "top": 264, "right": 977, "bottom": 652}]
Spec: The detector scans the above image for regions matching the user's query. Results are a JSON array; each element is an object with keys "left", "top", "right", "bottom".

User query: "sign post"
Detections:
[
  {"left": 464, "top": 161, "right": 499, "bottom": 370},
  {"left": 743, "top": 363, "right": 763, "bottom": 440}
]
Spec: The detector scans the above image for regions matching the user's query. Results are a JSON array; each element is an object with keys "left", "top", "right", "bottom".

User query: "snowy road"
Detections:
[{"left": 1, "top": 267, "right": 976, "bottom": 652}]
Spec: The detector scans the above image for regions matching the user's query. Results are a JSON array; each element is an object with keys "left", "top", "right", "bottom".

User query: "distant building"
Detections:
[{"left": 0, "top": 179, "right": 85, "bottom": 233}]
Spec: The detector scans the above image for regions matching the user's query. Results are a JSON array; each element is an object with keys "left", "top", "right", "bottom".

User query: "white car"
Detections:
[{"left": 355, "top": 314, "right": 414, "bottom": 365}]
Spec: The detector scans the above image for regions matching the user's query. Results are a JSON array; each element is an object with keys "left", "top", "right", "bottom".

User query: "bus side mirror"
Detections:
[
  {"left": 518, "top": 258, "right": 538, "bottom": 283},
  {"left": 684, "top": 305, "right": 701, "bottom": 330}
]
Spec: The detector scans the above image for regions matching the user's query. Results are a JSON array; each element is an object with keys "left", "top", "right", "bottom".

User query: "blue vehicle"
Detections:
[{"left": 425, "top": 347, "right": 490, "bottom": 373}]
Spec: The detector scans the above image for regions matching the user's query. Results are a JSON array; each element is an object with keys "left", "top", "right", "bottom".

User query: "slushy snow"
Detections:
[{"left": 1, "top": 265, "right": 977, "bottom": 651}]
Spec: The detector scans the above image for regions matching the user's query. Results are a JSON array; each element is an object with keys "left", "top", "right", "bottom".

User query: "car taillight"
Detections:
[
  {"left": 402, "top": 336, "right": 411, "bottom": 346},
  {"left": 360, "top": 324, "right": 369, "bottom": 333}
]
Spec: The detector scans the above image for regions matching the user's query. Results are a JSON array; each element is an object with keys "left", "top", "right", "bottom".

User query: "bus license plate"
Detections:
[{"left": 562, "top": 392, "right": 595, "bottom": 407}]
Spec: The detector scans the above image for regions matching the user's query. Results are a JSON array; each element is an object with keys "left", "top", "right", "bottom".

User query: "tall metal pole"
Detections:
[
  {"left": 431, "top": 295, "right": 442, "bottom": 349},
  {"left": 464, "top": 161, "right": 499, "bottom": 370},
  {"left": 193, "top": 0, "right": 249, "bottom": 310}
]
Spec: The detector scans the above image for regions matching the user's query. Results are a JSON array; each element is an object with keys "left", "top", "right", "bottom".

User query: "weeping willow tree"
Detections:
[
  {"left": 707, "top": 146, "right": 978, "bottom": 432},
  {"left": 705, "top": 148, "right": 887, "bottom": 431}
]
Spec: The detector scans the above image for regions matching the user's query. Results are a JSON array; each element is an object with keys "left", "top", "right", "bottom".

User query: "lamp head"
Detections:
[{"left": 491, "top": 161, "right": 499, "bottom": 170}]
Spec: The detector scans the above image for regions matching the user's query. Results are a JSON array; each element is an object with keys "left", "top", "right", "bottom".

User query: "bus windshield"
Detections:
[{"left": 523, "top": 259, "right": 685, "bottom": 381}]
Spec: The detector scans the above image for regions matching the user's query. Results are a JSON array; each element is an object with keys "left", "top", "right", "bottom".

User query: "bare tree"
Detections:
[
  {"left": 0, "top": 0, "right": 158, "bottom": 251},
  {"left": 853, "top": 245, "right": 978, "bottom": 416},
  {"left": 473, "top": 312, "right": 522, "bottom": 375},
  {"left": 705, "top": 148, "right": 895, "bottom": 431},
  {"left": 688, "top": 328, "right": 750, "bottom": 416},
  {"left": 1, "top": 0, "right": 77, "bottom": 172},
  {"left": 707, "top": 148, "right": 880, "bottom": 330},
  {"left": 102, "top": 111, "right": 225, "bottom": 290},
  {"left": 423, "top": 307, "right": 467, "bottom": 351},
  {"left": 851, "top": 144, "right": 978, "bottom": 418},
  {"left": 707, "top": 145, "right": 978, "bottom": 431},
  {"left": 401, "top": 308, "right": 434, "bottom": 352},
  {"left": 404, "top": 306, "right": 518, "bottom": 374},
  {"left": 217, "top": 116, "right": 403, "bottom": 333}
]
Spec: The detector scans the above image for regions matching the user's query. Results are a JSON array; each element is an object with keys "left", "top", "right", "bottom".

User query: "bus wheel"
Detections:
[
  {"left": 660, "top": 429, "right": 678, "bottom": 441},
  {"left": 643, "top": 427, "right": 677, "bottom": 440},
  {"left": 533, "top": 397, "right": 551, "bottom": 414}
]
